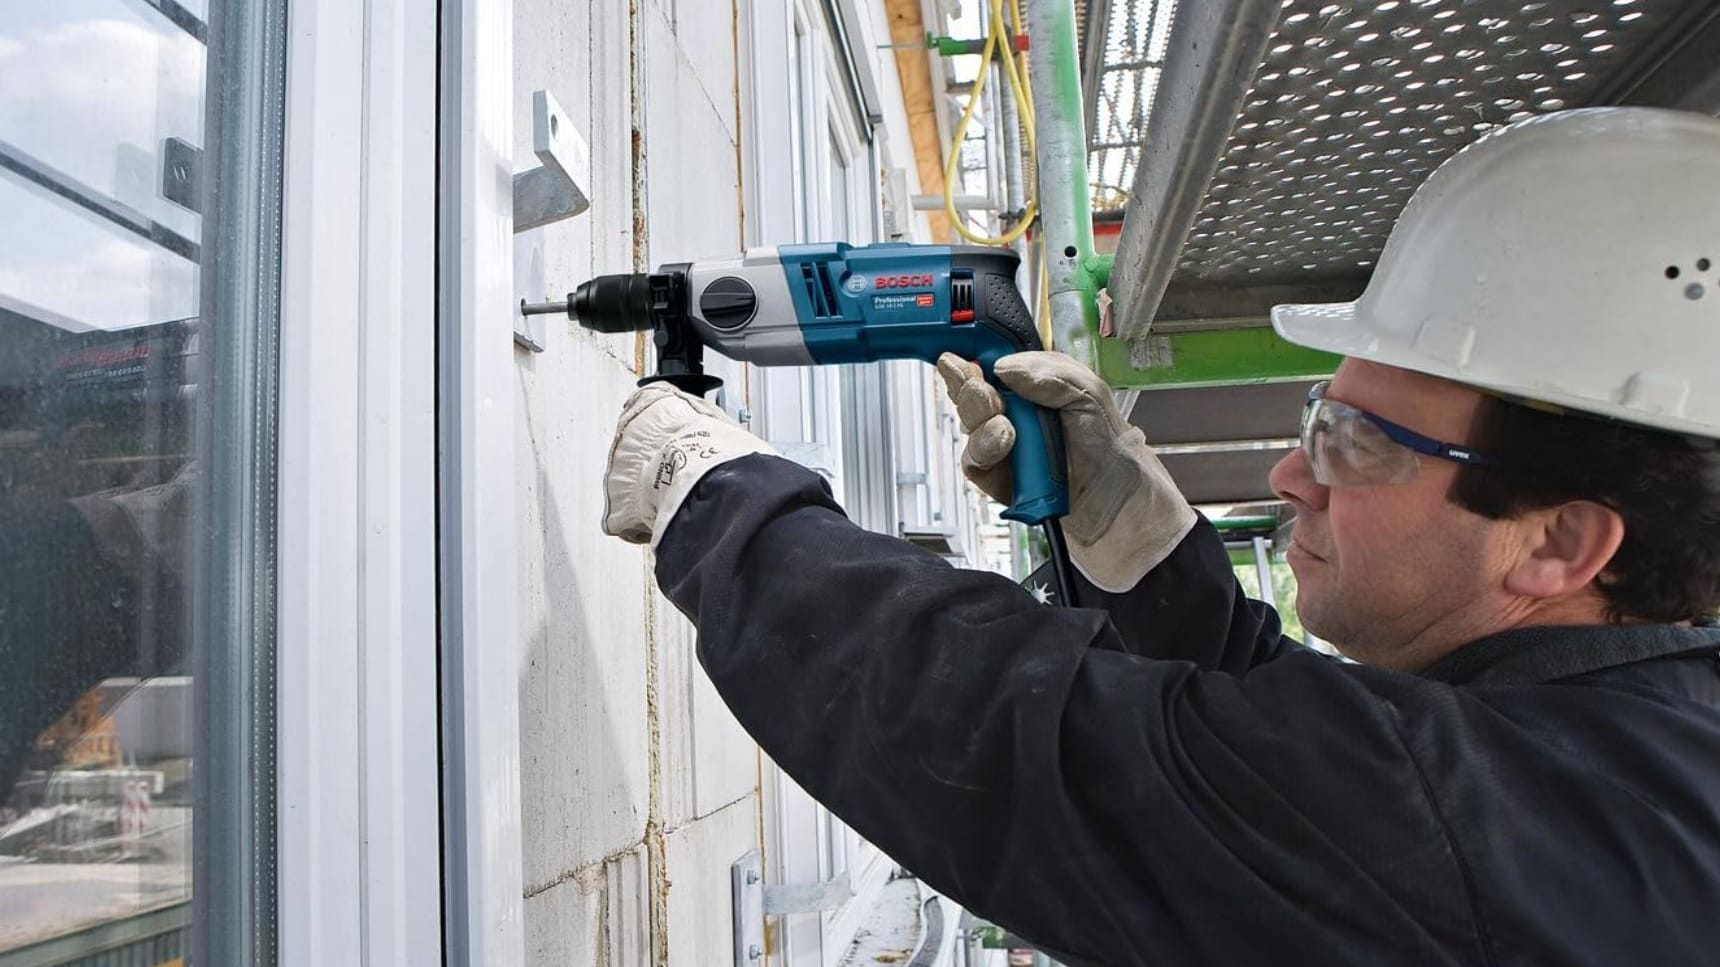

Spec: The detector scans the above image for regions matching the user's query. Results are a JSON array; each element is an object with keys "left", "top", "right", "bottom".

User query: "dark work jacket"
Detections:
[{"left": 656, "top": 455, "right": 1720, "bottom": 967}]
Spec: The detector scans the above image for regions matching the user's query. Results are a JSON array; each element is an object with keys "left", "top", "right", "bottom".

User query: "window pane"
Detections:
[
  {"left": 0, "top": 1, "right": 206, "bottom": 248},
  {"left": 0, "top": 178, "right": 199, "bottom": 331},
  {"left": 0, "top": 0, "right": 278, "bottom": 962}
]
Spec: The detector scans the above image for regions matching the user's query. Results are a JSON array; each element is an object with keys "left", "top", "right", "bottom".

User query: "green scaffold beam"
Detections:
[{"left": 1097, "top": 326, "right": 1342, "bottom": 390}]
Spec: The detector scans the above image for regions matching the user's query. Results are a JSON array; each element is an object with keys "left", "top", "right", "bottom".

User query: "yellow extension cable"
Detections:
[{"left": 942, "top": 0, "right": 1038, "bottom": 247}]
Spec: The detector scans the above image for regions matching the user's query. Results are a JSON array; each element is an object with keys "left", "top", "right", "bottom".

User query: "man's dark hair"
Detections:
[{"left": 1450, "top": 396, "right": 1720, "bottom": 624}]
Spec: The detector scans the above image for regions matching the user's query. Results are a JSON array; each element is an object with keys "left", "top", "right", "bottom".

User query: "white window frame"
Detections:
[
  {"left": 275, "top": 0, "right": 523, "bottom": 963},
  {"left": 433, "top": 0, "right": 525, "bottom": 963},
  {"left": 276, "top": 0, "right": 445, "bottom": 962}
]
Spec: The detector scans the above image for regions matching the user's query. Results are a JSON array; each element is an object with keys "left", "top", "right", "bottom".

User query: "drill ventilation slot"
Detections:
[
  {"left": 799, "top": 263, "right": 843, "bottom": 319},
  {"left": 951, "top": 274, "right": 975, "bottom": 316}
]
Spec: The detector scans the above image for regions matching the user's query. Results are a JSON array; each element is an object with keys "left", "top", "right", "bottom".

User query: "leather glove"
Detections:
[
  {"left": 936, "top": 351, "right": 1197, "bottom": 592},
  {"left": 603, "top": 383, "right": 777, "bottom": 547}
]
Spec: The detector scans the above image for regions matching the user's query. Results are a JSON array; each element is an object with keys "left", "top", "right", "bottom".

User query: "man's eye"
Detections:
[{"left": 1348, "top": 424, "right": 1397, "bottom": 456}]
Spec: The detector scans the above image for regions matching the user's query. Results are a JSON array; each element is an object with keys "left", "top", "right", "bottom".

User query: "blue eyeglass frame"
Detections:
[{"left": 1305, "top": 381, "right": 1494, "bottom": 468}]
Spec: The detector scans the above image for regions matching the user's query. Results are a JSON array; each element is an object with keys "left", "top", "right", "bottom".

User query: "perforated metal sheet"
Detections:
[
  {"left": 1172, "top": 0, "right": 1687, "bottom": 288},
  {"left": 1087, "top": 0, "right": 1179, "bottom": 209}
]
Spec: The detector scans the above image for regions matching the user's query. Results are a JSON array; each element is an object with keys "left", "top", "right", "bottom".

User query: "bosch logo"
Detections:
[
  {"left": 875, "top": 274, "right": 935, "bottom": 289},
  {"left": 843, "top": 274, "right": 868, "bottom": 294}
]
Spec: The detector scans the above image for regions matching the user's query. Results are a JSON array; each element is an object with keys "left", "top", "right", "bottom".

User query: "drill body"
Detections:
[{"left": 567, "top": 241, "right": 1069, "bottom": 526}]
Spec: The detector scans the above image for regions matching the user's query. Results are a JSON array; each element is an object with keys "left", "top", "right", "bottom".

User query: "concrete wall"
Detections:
[
  {"left": 511, "top": 0, "right": 1005, "bottom": 963},
  {"left": 512, "top": 0, "right": 759, "bottom": 962}
]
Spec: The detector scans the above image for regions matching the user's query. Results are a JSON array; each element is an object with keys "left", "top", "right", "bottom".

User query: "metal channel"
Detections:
[
  {"left": 1597, "top": 1, "right": 1720, "bottom": 113},
  {"left": 192, "top": 0, "right": 289, "bottom": 962}
]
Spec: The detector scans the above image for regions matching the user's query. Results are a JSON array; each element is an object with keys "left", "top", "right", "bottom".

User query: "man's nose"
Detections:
[{"left": 1269, "top": 445, "right": 1328, "bottom": 512}]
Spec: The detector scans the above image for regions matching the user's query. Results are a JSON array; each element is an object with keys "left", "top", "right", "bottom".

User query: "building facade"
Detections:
[{"left": 0, "top": 0, "right": 1019, "bottom": 963}]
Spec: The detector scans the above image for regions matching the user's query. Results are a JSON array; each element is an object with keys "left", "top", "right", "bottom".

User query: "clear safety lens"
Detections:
[{"left": 1300, "top": 392, "right": 1422, "bottom": 487}]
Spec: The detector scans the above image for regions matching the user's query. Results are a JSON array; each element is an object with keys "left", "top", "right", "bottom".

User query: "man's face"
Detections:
[{"left": 1267, "top": 360, "right": 1515, "bottom": 670}]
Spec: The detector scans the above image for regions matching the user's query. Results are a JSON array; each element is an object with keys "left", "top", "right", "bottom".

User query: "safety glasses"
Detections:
[{"left": 1300, "top": 381, "right": 1492, "bottom": 486}]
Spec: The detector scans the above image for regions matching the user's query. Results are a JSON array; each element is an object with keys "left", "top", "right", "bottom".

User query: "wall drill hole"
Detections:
[
  {"left": 1666, "top": 266, "right": 1681, "bottom": 279},
  {"left": 1064, "top": 246, "right": 1078, "bottom": 258},
  {"left": 1686, "top": 283, "right": 1705, "bottom": 301},
  {"left": 1698, "top": 258, "right": 1712, "bottom": 272}
]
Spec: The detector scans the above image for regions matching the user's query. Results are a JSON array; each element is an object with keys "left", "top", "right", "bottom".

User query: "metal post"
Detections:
[
  {"left": 1026, "top": 0, "right": 1104, "bottom": 366},
  {"left": 1252, "top": 536, "right": 1277, "bottom": 610},
  {"left": 986, "top": 58, "right": 1008, "bottom": 231},
  {"left": 999, "top": 59, "right": 1026, "bottom": 221}
]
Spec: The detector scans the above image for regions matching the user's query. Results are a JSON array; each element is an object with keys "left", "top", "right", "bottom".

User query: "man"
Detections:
[{"left": 600, "top": 108, "right": 1720, "bottom": 965}]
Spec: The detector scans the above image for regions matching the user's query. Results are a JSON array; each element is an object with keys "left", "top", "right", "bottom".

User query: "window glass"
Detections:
[
  {"left": 0, "top": 180, "right": 200, "bottom": 330},
  {"left": 0, "top": 0, "right": 278, "bottom": 962},
  {"left": 0, "top": 2, "right": 205, "bottom": 245}
]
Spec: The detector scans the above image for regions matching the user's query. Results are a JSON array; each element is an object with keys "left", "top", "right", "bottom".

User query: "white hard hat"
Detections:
[{"left": 1272, "top": 107, "right": 1720, "bottom": 439}]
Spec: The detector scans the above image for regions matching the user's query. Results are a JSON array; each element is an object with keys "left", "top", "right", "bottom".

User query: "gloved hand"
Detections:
[
  {"left": 603, "top": 383, "right": 777, "bottom": 547},
  {"left": 936, "top": 351, "right": 1197, "bottom": 592}
]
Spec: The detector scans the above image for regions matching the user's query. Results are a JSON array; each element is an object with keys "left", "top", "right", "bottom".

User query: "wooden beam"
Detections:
[{"left": 884, "top": 0, "right": 952, "bottom": 243}]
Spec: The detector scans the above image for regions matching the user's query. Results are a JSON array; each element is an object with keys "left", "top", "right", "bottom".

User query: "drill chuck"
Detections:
[{"left": 567, "top": 273, "right": 659, "bottom": 333}]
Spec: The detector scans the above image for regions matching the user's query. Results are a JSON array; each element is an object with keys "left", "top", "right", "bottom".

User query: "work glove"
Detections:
[
  {"left": 937, "top": 351, "right": 1197, "bottom": 593},
  {"left": 602, "top": 383, "right": 777, "bottom": 547}
]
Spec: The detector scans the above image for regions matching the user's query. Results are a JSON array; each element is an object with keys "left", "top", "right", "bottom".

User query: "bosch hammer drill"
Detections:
[{"left": 523, "top": 241, "right": 1078, "bottom": 605}]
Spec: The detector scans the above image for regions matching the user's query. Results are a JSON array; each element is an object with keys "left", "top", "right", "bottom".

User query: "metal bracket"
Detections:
[
  {"left": 912, "top": 193, "right": 997, "bottom": 212},
  {"left": 161, "top": 137, "right": 202, "bottom": 213},
  {"left": 512, "top": 89, "right": 590, "bottom": 233},
  {"left": 731, "top": 851, "right": 765, "bottom": 965},
  {"left": 731, "top": 850, "right": 855, "bottom": 966},
  {"left": 770, "top": 441, "right": 840, "bottom": 485},
  {"left": 763, "top": 873, "right": 852, "bottom": 915},
  {"left": 514, "top": 239, "right": 548, "bottom": 352}
]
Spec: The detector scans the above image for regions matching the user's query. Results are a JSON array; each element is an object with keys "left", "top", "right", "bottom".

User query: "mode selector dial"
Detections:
[{"left": 699, "top": 277, "right": 757, "bottom": 331}]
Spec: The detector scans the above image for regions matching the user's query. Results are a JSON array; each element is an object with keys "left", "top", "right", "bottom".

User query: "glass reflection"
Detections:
[{"left": 0, "top": 0, "right": 205, "bottom": 960}]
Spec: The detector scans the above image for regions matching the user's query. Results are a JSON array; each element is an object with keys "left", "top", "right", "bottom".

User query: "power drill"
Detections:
[{"left": 523, "top": 241, "right": 1078, "bottom": 606}]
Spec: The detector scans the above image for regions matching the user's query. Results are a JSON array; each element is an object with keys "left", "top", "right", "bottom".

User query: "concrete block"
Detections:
[
  {"left": 524, "top": 868, "right": 603, "bottom": 966},
  {"left": 655, "top": 597, "right": 699, "bottom": 828},
  {"left": 644, "top": 21, "right": 743, "bottom": 265},
  {"left": 665, "top": 1, "right": 737, "bottom": 143},
  {"left": 689, "top": 638, "right": 760, "bottom": 818},
  {"left": 656, "top": 593, "right": 759, "bottom": 828},
  {"left": 608, "top": 844, "right": 652, "bottom": 967},
  {"left": 518, "top": 341, "right": 654, "bottom": 892},
  {"left": 664, "top": 798, "right": 761, "bottom": 967},
  {"left": 523, "top": 844, "right": 650, "bottom": 967}
]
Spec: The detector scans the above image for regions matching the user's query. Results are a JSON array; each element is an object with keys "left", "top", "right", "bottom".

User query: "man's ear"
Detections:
[{"left": 1503, "top": 500, "right": 1625, "bottom": 600}]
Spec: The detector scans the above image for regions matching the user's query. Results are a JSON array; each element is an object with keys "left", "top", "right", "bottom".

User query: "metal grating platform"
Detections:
[
  {"left": 1083, "top": 0, "right": 1720, "bottom": 503},
  {"left": 1081, "top": 0, "right": 1179, "bottom": 209},
  {"left": 1103, "top": 0, "right": 1720, "bottom": 338},
  {"left": 1178, "top": 0, "right": 1690, "bottom": 289}
]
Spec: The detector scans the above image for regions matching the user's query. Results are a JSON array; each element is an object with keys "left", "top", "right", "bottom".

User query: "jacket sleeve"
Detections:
[
  {"left": 1068, "top": 515, "right": 1305, "bottom": 674},
  {"left": 655, "top": 456, "right": 1481, "bottom": 967}
]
